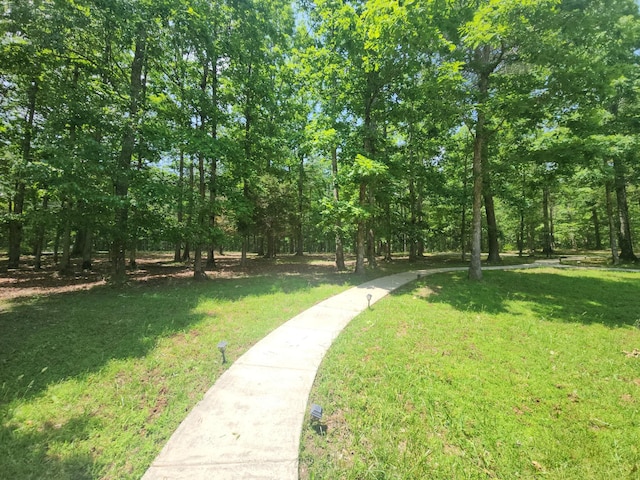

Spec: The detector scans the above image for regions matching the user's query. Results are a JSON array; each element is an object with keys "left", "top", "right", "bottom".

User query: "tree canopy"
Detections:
[{"left": 1, "top": 0, "right": 639, "bottom": 280}]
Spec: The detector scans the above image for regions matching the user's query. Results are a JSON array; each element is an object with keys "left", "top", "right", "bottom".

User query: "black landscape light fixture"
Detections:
[
  {"left": 310, "top": 404, "right": 323, "bottom": 423},
  {"left": 217, "top": 340, "right": 228, "bottom": 364},
  {"left": 366, "top": 293, "right": 373, "bottom": 309}
]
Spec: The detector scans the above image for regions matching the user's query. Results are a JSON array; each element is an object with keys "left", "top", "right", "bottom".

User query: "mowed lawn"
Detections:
[
  {"left": 0, "top": 272, "right": 355, "bottom": 479},
  {"left": 300, "top": 268, "right": 640, "bottom": 480}
]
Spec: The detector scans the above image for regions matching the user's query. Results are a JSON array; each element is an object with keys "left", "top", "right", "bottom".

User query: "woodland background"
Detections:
[{"left": 1, "top": 0, "right": 639, "bottom": 281}]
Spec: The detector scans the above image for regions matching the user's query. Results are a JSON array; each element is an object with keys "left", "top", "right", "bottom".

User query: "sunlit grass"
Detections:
[
  {"left": 0, "top": 274, "right": 355, "bottom": 479},
  {"left": 300, "top": 268, "right": 640, "bottom": 480}
]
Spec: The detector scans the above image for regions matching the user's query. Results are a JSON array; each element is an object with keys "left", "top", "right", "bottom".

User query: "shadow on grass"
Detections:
[
  {"left": 0, "top": 273, "right": 355, "bottom": 404},
  {"left": 0, "top": 414, "right": 96, "bottom": 479},
  {"left": 418, "top": 268, "right": 640, "bottom": 328},
  {"left": 0, "top": 265, "right": 367, "bottom": 478}
]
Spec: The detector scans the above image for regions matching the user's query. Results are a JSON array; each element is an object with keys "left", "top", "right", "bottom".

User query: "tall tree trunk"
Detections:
[
  {"left": 482, "top": 138, "right": 501, "bottom": 263},
  {"left": 82, "top": 227, "right": 93, "bottom": 270},
  {"left": 384, "top": 201, "right": 392, "bottom": 262},
  {"left": 613, "top": 157, "right": 637, "bottom": 262},
  {"left": 483, "top": 164, "right": 501, "bottom": 264},
  {"left": 182, "top": 159, "right": 194, "bottom": 262},
  {"left": 206, "top": 58, "right": 219, "bottom": 270},
  {"left": 605, "top": 178, "right": 620, "bottom": 265},
  {"left": 59, "top": 199, "right": 73, "bottom": 275},
  {"left": 266, "top": 231, "right": 276, "bottom": 258},
  {"left": 367, "top": 227, "right": 377, "bottom": 268},
  {"left": 295, "top": 153, "right": 304, "bottom": 256},
  {"left": 468, "top": 46, "right": 491, "bottom": 281},
  {"left": 193, "top": 61, "right": 209, "bottom": 279},
  {"left": 331, "top": 146, "right": 346, "bottom": 270},
  {"left": 174, "top": 150, "right": 185, "bottom": 262},
  {"left": 355, "top": 71, "right": 377, "bottom": 274},
  {"left": 469, "top": 117, "right": 484, "bottom": 281},
  {"left": 193, "top": 147, "right": 207, "bottom": 279},
  {"left": 53, "top": 224, "right": 61, "bottom": 264},
  {"left": 239, "top": 64, "right": 253, "bottom": 268},
  {"left": 34, "top": 195, "right": 48, "bottom": 270},
  {"left": 194, "top": 245, "right": 204, "bottom": 278},
  {"left": 355, "top": 182, "right": 367, "bottom": 275},
  {"left": 8, "top": 78, "right": 37, "bottom": 270},
  {"left": 484, "top": 192, "right": 501, "bottom": 262},
  {"left": 542, "top": 185, "right": 553, "bottom": 258},
  {"left": 112, "top": 31, "right": 146, "bottom": 283},
  {"left": 241, "top": 235, "right": 248, "bottom": 266},
  {"left": 408, "top": 177, "right": 418, "bottom": 261},
  {"left": 591, "top": 204, "right": 603, "bottom": 250},
  {"left": 460, "top": 151, "right": 470, "bottom": 262},
  {"left": 518, "top": 209, "right": 525, "bottom": 257}
]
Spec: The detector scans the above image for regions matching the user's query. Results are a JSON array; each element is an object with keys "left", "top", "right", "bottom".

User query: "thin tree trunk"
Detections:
[
  {"left": 484, "top": 190, "right": 501, "bottom": 262},
  {"left": 460, "top": 152, "right": 469, "bottom": 262},
  {"left": 409, "top": 177, "right": 418, "bottom": 261},
  {"left": 355, "top": 182, "right": 366, "bottom": 275},
  {"left": 518, "top": 210, "right": 525, "bottom": 257},
  {"left": 469, "top": 120, "right": 484, "bottom": 281},
  {"left": 613, "top": 157, "right": 637, "bottom": 262},
  {"left": 356, "top": 71, "right": 377, "bottom": 274},
  {"left": 517, "top": 169, "right": 526, "bottom": 257},
  {"left": 174, "top": 150, "right": 184, "bottom": 262},
  {"left": 591, "top": 204, "right": 603, "bottom": 250},
  {"left": 542, "top": 185, "right": 553, "bottom": 257},
  {"left": 331, "top": 146, "right": 346, "bottom": 270},
  {"left": 193, "top": 149, "right": 206, "bottom": 279},
  {"left": 295, "top": 153, "right": 304, "bottom": 256},
  {"left": 182, "top": 159, "right": 194, "bottom": 262},
  {"left": 367, "top": 226, "right": 377, "bottom": 268},
  {"left": 605, "top": 179, "right": 620, "bottom": 265},
  {"left": 385, "top": 201, "right": 392, "bottom": 262},
  {"left": 8, "top": 78, "right": 37, "bottom": 269},
  {"left": 206, "top": 58, "right": 219, "bottom": 270},
  {"left": 59, "top": 199, "right": 73, "bottom": 275},
  {"left": 468, "top": 46, "right": 490, "bottom": 281},
  {"left": 241, "top": 235, "right": 248, "bottom": 266},
  {"left": 112, "top": 31, "right": 146, "bottom": 283},
  {"left": 82, "top": 227, "right": 93, "bottom": 270},
  {"left": 483, "top": 141, "right": 501, "bottom": 263},
  {"left": 34, "top": 195, "right": 48, "bottom": 270},
  {"left": 53, "top": 224, "right": 61, "bottom": 264},
  {"left": 193, "top": 61, "right": 209, "bottom": 280}
]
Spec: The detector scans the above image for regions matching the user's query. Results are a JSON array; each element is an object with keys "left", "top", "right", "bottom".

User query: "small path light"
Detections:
[
  {"left": 366, "top": 293, "right": 373, "bottom": 309},
  {"left": 217, "top": 340, "right": 228, "bottom": 364},
  {"left": 310, "top": 404, "right": 323, "bottom": 422}
]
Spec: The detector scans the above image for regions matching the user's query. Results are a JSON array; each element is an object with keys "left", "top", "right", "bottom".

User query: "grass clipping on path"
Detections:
[
  {"left": 300, "top": 268, "right": 640, "bottom": 480},
  {"left": 0, "top": 274, "right": 352, "bottom": 479}
]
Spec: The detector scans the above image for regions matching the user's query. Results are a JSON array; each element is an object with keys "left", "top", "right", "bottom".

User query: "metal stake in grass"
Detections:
[
  {"left": 217, "top": 340, "right": 228, "bottom": 364},
  {"left": 366, "top": 293, "right": 373, "bottom": 309}
]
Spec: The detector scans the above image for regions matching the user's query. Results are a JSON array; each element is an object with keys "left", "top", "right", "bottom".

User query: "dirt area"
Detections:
[{"left": 0, "top": 252, "right": 351, "bottom": 302}]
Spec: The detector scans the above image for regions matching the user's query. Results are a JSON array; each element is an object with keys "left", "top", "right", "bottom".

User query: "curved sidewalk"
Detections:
[{"left": 142, "top": 263, "right": 550, "bottom": 479}]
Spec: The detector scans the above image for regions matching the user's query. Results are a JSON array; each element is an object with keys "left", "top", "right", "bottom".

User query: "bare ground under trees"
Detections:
[{"left": 0, "top": 252, "right": 358, "bottom": 303}]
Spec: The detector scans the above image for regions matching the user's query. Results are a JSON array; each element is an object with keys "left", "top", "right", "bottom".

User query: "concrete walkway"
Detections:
[{"left": 142, "top": 261, "right": 562, "bottom": 479}]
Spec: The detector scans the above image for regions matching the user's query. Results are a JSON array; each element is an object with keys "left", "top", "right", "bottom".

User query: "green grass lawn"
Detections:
[
  {"left": 300, "top": 268, "right": 640, "bottom": 480},
  {"left": 0, "top": 271, "right": 358, "bottom": 479}
]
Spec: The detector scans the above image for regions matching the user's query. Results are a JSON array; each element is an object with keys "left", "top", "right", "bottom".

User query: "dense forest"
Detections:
[{"left": 1, "top": 0, "right": 639, "bottom": 281}]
